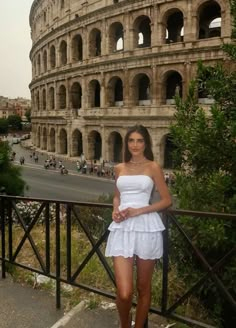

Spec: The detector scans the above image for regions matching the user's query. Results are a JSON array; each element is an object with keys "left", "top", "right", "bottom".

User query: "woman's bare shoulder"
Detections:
[
  {"left": 114, "top": 163, "right": 125, "bottom": 173},
  {"left": 148, "top": 161, "right": 162, "bottom": 174}
]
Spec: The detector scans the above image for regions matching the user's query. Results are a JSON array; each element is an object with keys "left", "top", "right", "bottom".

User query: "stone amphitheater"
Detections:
[{"left": 29, "top": 0, "right": 231, "bottom": 167}]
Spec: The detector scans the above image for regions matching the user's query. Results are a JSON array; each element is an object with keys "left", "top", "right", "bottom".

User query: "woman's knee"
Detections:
[{"left": 117, "top": 288, "right": 133, "bottom": 303}]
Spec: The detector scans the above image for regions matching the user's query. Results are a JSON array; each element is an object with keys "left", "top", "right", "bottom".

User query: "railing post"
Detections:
[
  {"left": 55, "top": 202, "right": 61, "bottom": 308},
  {"left": 161, "top": 212, "right": 169, "bottom": 314},
  {"left": 0, "top": 196, "right": 6, "bottom": 278}
]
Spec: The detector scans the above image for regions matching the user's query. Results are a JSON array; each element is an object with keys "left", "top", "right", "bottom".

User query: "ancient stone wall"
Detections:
[{"left": 29, "top": 0, "right": 231, "bottom": 167}]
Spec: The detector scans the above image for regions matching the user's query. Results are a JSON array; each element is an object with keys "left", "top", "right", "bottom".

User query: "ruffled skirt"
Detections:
[{"left": 105, "top": 230, "right": 163, "bottom": 260}]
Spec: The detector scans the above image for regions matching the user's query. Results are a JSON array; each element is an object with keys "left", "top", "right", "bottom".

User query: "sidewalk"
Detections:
[{"left": 0, "top": 271, "right": 170, "bottom": 328}]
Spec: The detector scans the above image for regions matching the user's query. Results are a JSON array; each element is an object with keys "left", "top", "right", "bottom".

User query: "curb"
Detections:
[{"left": 49, "top": 301, "right": 87, "bottom": 328}]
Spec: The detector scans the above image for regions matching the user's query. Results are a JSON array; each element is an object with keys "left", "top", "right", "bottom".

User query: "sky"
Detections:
[{"left": 0, "top": 1, "right": 33, "bottom": 99}]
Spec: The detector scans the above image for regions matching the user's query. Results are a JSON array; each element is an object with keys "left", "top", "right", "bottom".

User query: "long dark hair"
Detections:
[{"left": 124, "top": 125, "right": 154, "bottom": 162}]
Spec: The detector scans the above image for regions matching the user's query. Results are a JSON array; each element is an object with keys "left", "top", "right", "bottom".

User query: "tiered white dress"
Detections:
[{"left": 105, "top": 175, "right": 165, "bottom": 260}]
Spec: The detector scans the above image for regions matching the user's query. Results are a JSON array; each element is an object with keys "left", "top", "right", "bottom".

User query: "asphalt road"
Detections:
[
  {"left": 21, "top": 164, "right": 114, "bottom": 202},
  {"left": 11, "top": 142, "right": 115, "bottom": 202}
]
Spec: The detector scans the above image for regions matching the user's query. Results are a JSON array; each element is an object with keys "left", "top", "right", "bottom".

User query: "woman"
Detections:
[{"left": 105, "top": 125, "right": 172, "bottom": 328}]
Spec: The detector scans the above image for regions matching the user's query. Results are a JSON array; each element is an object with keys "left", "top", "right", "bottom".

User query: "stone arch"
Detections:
[
  {"left": 58, "top": 84, "right": 66, "bottom": 109},
  {"left": 88, "top": 80, "right": 101, "bottom": 108},
  {"left": 197, "top": 1, "right": 221, "bottom": 39},
  {"left": 88, "top": 130, "right": 102, "bottom": 160},
  {"left": 70, "top": 82, "right": 82, "bottom": 109},
  {"left": 72, "top": 34, "right": 83, "bottom": 61},
  {"left": 71, "top": 129, "right": 83, "bottom": 157},
  {"left": 58, "top": 128, "right": 68, "bottom": 154},
  {"left": 131, "top": 73, "right": 151, "bottom": 106},
  {"left": 133, "top": 15, "right": 151, "bottom": 48},
  {"left": 42, "top": 127, "right": 47, "bottom": 150},
  {"left": 160, "top": 134, "right": 177, "bottom": 169},
  {"left": 36, "top": 126, "right": 41, "bottom": 148},
  {"left": 37, "top": 53, "right": 41, "bottom": 75},
  {"left": 49, "top": 128, "right": 56, "bottom": 152},
  {"left": 89, "top": 28, "right": 101, "bottom": 57},
  {"left": 108, "top": 131, "right": 123, "bottom": 162},
  {"left": 36, "top": 90, "right": 40, "bottom": 110},
  {"left": 50, "top": 45, "right": 56, "bottom": 68},
  {"left": 108, "top": 22, "right": 124, "bottom": 52},
  {"left": 163, "top": 70, "right": 183, "bottom": 104},
  {"left": 59, "top": 40, "right": 67, "bottom": 65},
  {"left": 107, "top": 76, "right": 123, "bottom": 106},
  {"left": 42, "top": 88, "right": 46, "bottom": 110},
  {"left": 163, "top": 9, "right": 184, "bottom": 43},
  {"left": 43, "top": 50, "right": 47, "bottom": 72},
  {"left": 49, "top": 87, "right": 55, "bottom": 110}
]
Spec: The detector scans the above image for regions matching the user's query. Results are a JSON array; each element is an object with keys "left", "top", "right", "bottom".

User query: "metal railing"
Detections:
[{"left": 0, "top": 195, "right": 235, "bottom": 328}]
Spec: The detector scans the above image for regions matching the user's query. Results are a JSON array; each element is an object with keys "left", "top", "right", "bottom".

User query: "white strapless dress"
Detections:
[{"left": 105, "top": 175, "right": 165, "bottom": 260}]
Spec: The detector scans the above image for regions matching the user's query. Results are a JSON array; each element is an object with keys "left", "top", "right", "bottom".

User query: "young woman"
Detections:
[{"left": 105, "top": 125, "right": 172, "bottom": 328}]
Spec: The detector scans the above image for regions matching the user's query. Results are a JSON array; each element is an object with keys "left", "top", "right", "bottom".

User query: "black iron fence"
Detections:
[{"left": 0, "top": 195, "right": 235, "bottom": 328}]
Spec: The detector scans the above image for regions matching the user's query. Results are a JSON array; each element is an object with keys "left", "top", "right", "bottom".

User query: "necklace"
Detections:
[{"left": 129, "top": 158, "right": 147, "bottom": 165}]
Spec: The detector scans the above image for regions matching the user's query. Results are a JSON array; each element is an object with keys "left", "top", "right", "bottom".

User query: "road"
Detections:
[
  {"left": 10, "top": 142, "right": 115, "bottom": 202},
  {"left": 21, "top": 164, "right": 114, "bottom": 202}
]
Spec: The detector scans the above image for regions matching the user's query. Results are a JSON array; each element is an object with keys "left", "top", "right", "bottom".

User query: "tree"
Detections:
[
  {"left": 7, "top": 114, "right": 22, "bottom": 131},
  {"left": 0, "top": 141, "right": 25, "bottom": 195},
  {"left": 25, "top": 108, "right": 31, "bottom": 122},
  {"left": 0, "top": 118, "right": 8, "bottom": 134},
  {"left": 169, "top": 1, "right": 236, "bottom": 324}
]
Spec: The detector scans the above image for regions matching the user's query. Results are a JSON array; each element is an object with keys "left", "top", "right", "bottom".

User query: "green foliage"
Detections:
[
  {"left": 25, "top": 109, "right": 31, "bottom": 122},
  {"left": 0, "top": 118, "right": 8, "bottom": 134},
  {"left": 7, "top": 114, "right": 22, "bottom": 131},
  {"left": 0, "top": 141, "right": 25, "bottom": 195}
]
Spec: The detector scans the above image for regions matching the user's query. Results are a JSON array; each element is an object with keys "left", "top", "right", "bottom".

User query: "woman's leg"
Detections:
[
  {"left": 134, "top": 257, "right": 156, "bottom": 328},
  {"left": 113, "top": 256, "right": 134, "bottom": 328}
]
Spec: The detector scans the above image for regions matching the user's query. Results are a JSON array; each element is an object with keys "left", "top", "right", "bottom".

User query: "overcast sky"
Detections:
[{"left": 0, "top": 1, "right": 33, "bottom": 99}]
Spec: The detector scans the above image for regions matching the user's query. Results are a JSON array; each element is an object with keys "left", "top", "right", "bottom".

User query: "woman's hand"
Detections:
[
  {"left": 112, "top": 210, "right": 126, "bottom": 223},
  {"left": 120, "top": 207, "right": 141, "bottom": 219}
]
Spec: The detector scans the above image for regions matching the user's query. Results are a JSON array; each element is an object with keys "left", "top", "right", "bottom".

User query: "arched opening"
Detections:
[
  {"left": 109, "top": 22, "right": 124, "bottom": 52},
  {"left": 59, "top": 129, "right": 67, "bottom": 154},
  {"left": 72, "top": 34, "right": 83, "bottom": 61},
  {"left": 42, "top": 89, "right": 46, "bottom": 110},
  {"left": 59, "top": 40, "right": 67, "bottom": 65},
  {"left": 49, "top": 128, "right": 56, "bottom": 152},
  {"left": 37, "top": 54, "right": 41, "bottom": 75},
  {"left": 50, "top": 45, "right": 56, "bottom": 68},
  {"left": 43, "top": 50, "right": 47, "bottom": 72},
  {"left": 71, "top": 129, "right": 83, "bottom": 157},
  {"left": 71, "top": 82, "right": 82, "bottom": 110},
  {"left": 165, "top": 10, "right": 184, "bottom": 43},
  {"left": 108, "top": 132, "right": 123, "bottom": 162},
  {"left": 36, "top": 127, "right": 41, "bottom": 148},
  {"left": 165, "top": 71, "right": 182, "bottom": 104},
  {"left": 42, "top": 127, "right": 47, "bottom": 150},
  {"left": 89, "top": 29, "right": 102, "bottom": 57},
  {"left": 88, "top": 130, "right": 102, "bottom": 160},
  {"left": 134, "top": 16, "right": 151, "bottom": 48},
  {"left": 164, "top": 135, "right": 177, "bottom": 169},
  {"left": 49, "top": 87, "right": 55, "bottom": 110},
  {"left": 59, "top": 85, "right": 66, "bottom": 109},
  {"left": 198, "top": 1, "right": 221, "bottom": 39},
  {"left": 132, "top": 73, "right": 151, "bottom": 106},
  {"left": 88, "top": 80, "right": 101, "bottom": 108},
  {"left": 36, "top": 91, "right": 40, "bottom": 110},
  {"left": 107, "top": 77, "right": 123, "bottom": 106}
]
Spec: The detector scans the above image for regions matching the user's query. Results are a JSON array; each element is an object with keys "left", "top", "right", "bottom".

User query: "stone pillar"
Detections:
[{"left": 100, "top": 73, "right": 105, "bottom": 108}]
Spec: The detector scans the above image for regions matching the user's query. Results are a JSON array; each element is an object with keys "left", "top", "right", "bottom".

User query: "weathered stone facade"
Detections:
[{"left": 29, "top": 0, "right": 231, "bottom": 167}]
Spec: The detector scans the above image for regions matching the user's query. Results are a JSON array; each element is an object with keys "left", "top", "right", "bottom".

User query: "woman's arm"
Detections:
[{"left": 112, "top": 165, "right": 123, "bottom": 222}]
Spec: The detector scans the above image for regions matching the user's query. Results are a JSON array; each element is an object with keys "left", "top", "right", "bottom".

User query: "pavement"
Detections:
[{"left": 0, "top": 270, "right": 170, "bottom": 328}]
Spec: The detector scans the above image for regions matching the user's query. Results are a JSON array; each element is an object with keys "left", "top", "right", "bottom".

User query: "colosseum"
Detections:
[{"left": 29, "top": 0, "right": 231, "bottom": 167}]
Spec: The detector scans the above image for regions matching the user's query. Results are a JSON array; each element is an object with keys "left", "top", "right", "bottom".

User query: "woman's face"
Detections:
[{"left": 127, "top": 132, "right": 145, "bottom": 157}]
